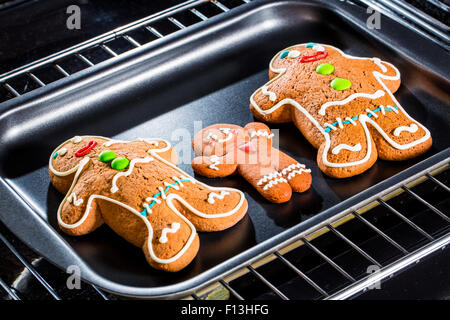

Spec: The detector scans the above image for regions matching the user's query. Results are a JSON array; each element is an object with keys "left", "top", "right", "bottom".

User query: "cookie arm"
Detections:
[
  {"left": 191, "top": 154, "right": 238, "bottom": 178},
  {"left": 249, "top": 79, "right": 293, "bottom": 123}
]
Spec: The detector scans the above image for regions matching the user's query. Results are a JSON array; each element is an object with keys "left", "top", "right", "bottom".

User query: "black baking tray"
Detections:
[{"left": 0, "top": 0, "right": 449, "bottom": 298}]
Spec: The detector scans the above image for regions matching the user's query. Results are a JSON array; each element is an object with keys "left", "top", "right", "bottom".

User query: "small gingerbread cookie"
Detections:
[
  {"left": 250, "top": 43, "right": 432, "bottom": 178},
  {"left": 192, "top": 122, "right": 312, "bottom": 203},
  {"left": 49, "top": 135, "right": 248, "bottom": 272}
]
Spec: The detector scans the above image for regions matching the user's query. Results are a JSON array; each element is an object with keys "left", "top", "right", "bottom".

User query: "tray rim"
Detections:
[{"left": 0, "top": 0, "right": 449, "bottom": 298}]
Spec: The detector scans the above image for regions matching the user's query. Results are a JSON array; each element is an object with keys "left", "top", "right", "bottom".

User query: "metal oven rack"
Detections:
[
  {"left": 186, "top": 160, "right": 449, "bottom": 300},
  {"left": 0, "top": 0, "right": 250, "bottom": 103},
  {"left": 0, "top": 0, "right": 449, "bottom": 300}
]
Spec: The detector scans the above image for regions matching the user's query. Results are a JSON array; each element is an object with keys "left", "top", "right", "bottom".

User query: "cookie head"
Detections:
[
  {"left": 49, "top": 136, "right": 108, "bottom": 193},
  {"left": 193, "top": 124, "right": 248, "bottom": 157}
]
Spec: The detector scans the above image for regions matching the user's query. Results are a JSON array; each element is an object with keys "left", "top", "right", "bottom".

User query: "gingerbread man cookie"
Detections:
[
  {"left": 49, "top": 136, "right": 248, "bottom": 272},
  {"left": 250, "top": 43, "right": 432, "bottom": 178},
  {"left": 192, "top": 122, "right": 312, "bottom": 203}
]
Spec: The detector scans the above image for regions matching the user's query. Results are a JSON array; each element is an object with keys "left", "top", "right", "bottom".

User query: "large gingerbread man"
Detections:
[
  {"left": 49, "top": 136, "right": 248, "bottom": 272},
  {"left": 192, "top": 122, "right": 312, "bottom": 203},
  {"left": 250, "top": 43, "right": 432, "bottom": 178}
]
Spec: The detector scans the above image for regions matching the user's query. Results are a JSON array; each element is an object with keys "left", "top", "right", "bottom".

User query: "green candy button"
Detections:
[
  {"left": 316, "top": 63, "right": 335, "bottom": 75},
  {"left": 330, "top": 78, "right": 352, "bottom": 91},
  {"left": 98, "top": 150, "right": 116, "bottom": 163},
  {"left": 111, "top": 157, "right": 129, "bottom": 170}
]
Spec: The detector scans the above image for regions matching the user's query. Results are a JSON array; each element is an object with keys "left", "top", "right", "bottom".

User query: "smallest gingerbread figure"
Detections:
[{"left": 192, "top": 122, "right": 312, "bottom": 203}]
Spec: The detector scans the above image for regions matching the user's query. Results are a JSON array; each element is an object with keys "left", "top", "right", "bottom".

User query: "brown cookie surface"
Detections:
[
  {"left": 49, "top": 135, "right": 248, "bottom": 272},
  {"left": 250, "top": 43, "right": 432, "bottom": 178}
]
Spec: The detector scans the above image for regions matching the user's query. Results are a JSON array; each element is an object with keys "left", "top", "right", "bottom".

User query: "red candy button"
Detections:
[{"left": 75, "top": 140, "right": 97, "bottom": 157}]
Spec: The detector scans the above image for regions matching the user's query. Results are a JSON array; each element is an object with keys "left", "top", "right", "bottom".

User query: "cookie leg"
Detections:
[
  {"left": 141, "top": 203, "right": 200, "bottom": 272},
  {"left": 238, "top": 164, "right": 292, "bottom": 203},
  {"left": 271, "top": 148, "right": 312, "bottom": 193},
  {"left": 161, "top": 183, "right": 248, "bottom": 232},
  {"left": 57, "top": 169, "right": 104, "bottom": 236},
  {"left": 317, "top": 120, "right": 378, "bottom": 178},
  {"left": 362, "top": 105, "right": 432, "bottom": 161}
]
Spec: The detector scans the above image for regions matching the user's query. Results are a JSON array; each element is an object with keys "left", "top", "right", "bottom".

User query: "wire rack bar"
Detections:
[
  {"left": 190, "top": 8, "right": 209, "bottom": 20},
  {"left": 123, "top": 35, "right": 141, "bottom": 47},
  {"left": 377, "top": 198, "right": 434, "bottom": 241},
  {"left": 146, "top": 26, "right": 164, "bottom": 38},
  {"left": 351, "top": 211, "right": 409, "bottom": 254},
  {"left": 326, "top": 232, "right": 450, "bottom": 300},
  {"left": 326, "top": 224, "right": 382, "bottom": 268},
  {"left": 168, "top": 17, "right": 186, "bottom": 29},
  {"left": 0, "top": 277, "right": 21, "bottom": 300},
  {"left": 219, "top": 279, "right": 245, "bottom": 300},
  {"left": 27, "top": 72, "right": 45, "bottom": 87},
  {"left": 100, "top": 44, "right": 118, "bottom": 57},
  {"left": 0, "top": 232, "right": 61, "bottom": 300},
  {"left": 0, "top": 0, "right": 209, "bottom": 83},
  {"left": 273, "top": 251, "right": 328, "bottom": 297},
  {"left": 300, "top": 237, "right": 356, "bottom": 282},
  {"left": 54, "top": 64, "right": 70, "bottom": 77},
  {"left": 426, "top": 173, "right": 450, "bottom": 192},
  {"left": 2, "top": 83, "right": 20, "bottom": 97},
  {"left": 212, "top": 0, "right": 230, "bottom": 12},
  {"left": 76, "top": 53, "right": 95, "bottom": 67},
  {"left": 247, "top": 265, "right": 289, "bottom": 300},
  {"left": 401, "top": 186, "right": 450, "bottom": 223}
]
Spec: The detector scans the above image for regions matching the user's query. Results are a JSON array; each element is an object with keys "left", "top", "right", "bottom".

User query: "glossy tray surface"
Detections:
[{"left": 0, "top": 0, "right": 448, "bottom": 297}]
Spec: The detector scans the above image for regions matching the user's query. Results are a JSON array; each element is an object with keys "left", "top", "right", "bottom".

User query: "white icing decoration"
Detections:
[
  {"left": 209, "top": 155, "right": 220, "bottom": 170},
  {"left": 218, "top": 128, "right": 234, "bottom": 143},
  {"left": 257, "top": 171, "right": 282, "bottom": 186},
  {"left": 366, "top": 108, "right": 378, "bottom": 118},
  {"left": 281, "top": 163, "right": 311, "bottom": 180},
  {"left": 345, "top": 116, "right": 357, "bottom": 125},
  {"left": 52, "top": 136, "right": 245, "bottom": 265},
  {"left": 58, "top": 148, "right": 68, "bottom": 156},
  {"left": 373, "top": 57, "right": 388, "bottom": 73},
  {"left": 110, "top": 157, "right": 154, "bottom": 193},
  {"left": 250, "top": 130, "right": 274, "bottom": 139},
  {"left": 263, "top": 178, "right": 288, "bottom": 190},
  {"left": 312, "top": 44, "right": 325, "bottom": 51},
  {"left": 287, "top": 169, "right": 311, "bottom": 180},
  {"left": 207, "top": 191, "right": 230, "bottom": 204},
  {"left": 393, "top": 123, "right": 418, "bottom": 136},
  {"left": 319, "top": 90, "right": 385, "bottom": 116},
  {"left": 281, "top": 163, "right": 305, "bottom": 175},
  {"left": 103, "top": 138, "right": 163, "bottom": 148},
  {"left": 66, "top": 192, "right": 83, "bottom": 206},
  {"left": 262, "top": 86, "right": 277, "bottom": 101},
  {"left": 288, "top": 50, "right": 301, "bottom": 58},
  {"left": 250, "top": 43, "right": 431, "bottom": 168},
  {"left": 206, "top": 132, "right": 218, "bottom": 141},
  {"left": 332, "top": 143, "right": 362, "bottom": 155},
  {"left": 71, "top": 136, "right": 82, "bottom": 144},
  {"left": 159, "top": 222, "right": 180, "bottom": 244}
]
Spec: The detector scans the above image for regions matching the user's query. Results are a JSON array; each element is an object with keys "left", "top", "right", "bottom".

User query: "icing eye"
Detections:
[
  {"left": 305, "top": 42, "right": 325, "bottom": 51},
  {"left": 280, "top": 50, "right": 301, "bottom": 59},
  {"left": 280, "top": 51, "right": 290, "bottom": 59}
]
